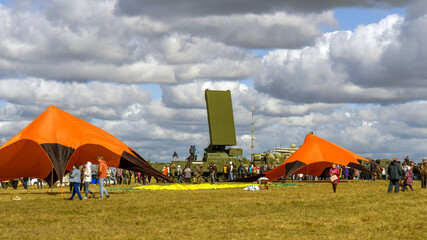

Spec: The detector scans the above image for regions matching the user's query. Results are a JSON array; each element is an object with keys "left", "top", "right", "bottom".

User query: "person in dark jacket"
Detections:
[{"left": 387, "top": 158, "right": 403, "bottom": 193}]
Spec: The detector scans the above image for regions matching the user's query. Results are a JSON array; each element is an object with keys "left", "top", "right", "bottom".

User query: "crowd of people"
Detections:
[
  {"left": 3, "top": 150, "right": 427, "bottom": 195},
  {"left": 327, "top": 156, "right": 427, "bottom": 193},
  {"left": 386, "top": 157, "right": 427, "bottom": 193},
  {"left": 0, "top": 156, "right": 160, "bottom": 200}
]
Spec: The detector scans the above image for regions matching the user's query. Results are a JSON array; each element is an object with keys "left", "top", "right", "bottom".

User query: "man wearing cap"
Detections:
[
  {"left": 420, "top": 158, "right": 427, "bottom": 189},
  {"left": 387, "top": 158, "right": 403, "bottom": 193}
]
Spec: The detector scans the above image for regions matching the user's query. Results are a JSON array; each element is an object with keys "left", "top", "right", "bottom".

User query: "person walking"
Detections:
[
  {"left": 69, "top": 164, "right": 83, "bottom": 200},
  {"left": 83, "top": 162, "right": 95, "bottom": 199},
  {"left": 97, "top": 156, "right": 110, "bottom": 199},
  {"left": 353, "top": 168, "right": 360, "bottom": 181},
  {"left": 329, "top": 163, "right": 340, "bottom": 193},
  {"left": 387, "top": 158, "right": 403, "bottom": 193},
  {"left": 402, "top": 162, "right": 414, "bottom": 192},
  {"left": 79, "top": 166, "right": 84, "bottom": 191}
]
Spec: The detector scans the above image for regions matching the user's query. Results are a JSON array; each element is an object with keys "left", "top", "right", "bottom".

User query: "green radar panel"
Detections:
[{"left": 205, "top": 89, "right": 237, "bottom": 146}]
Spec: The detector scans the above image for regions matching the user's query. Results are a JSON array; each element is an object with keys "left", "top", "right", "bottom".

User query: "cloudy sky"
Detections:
[{"left": 1, "top": 0, "right": 426, "bottom": 163}]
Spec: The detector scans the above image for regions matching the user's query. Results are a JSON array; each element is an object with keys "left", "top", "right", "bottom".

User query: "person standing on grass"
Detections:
[
  {"left": 420, "top": 158, "right": 427, "bottom": 189},
  {"left": 162, "top": 166, "right": 168, "bottom": 178},
  {"left": 402, "top": 162, "right": 414, "bottom": 192},
  {"left": 134, "top": 171, "right": 139, "bottom": 184},
  {"left": 212, "top": 163, "right": 217, "bottom": 184},
  {"left": 343, "top": 166, "right": 349, "bottom": 180},
  {"left": 329, "top": 163, "right": 340, "bottom": 193},
  {"left": 36, "top": 178, "right": 43, "bottom": 189},
  {"left": 97, "top": 156, "right": 110, "bottom": 199},
  {"left": 176, "top": 165, "right": 182, "bottom": 183},
  {"left": 83, "top": 162, "right": 95, "bottom": 199},
  {"left": 69, "top": 164, "right": 83, "bottom": 200},
  {"left": 22, "top": 177, "right": 29, "bottom": 189},
  {"left": 166, "top": 165, "right": 171, "bottom": 178},
  {"left": 381, "top": 167, "right": 386, "bottom": 180},
  {"left": 228, "top": 162, "right": 234, "bottom": 181},
  {"left": 208, "top": 163, "right": 213, "bottom": 183},
  {"left": 184, "top": 165, "right": 192, "bottom": 183},
  {"left": 111, "top": 167, "right": 117, "bottom": 185},
  {"left": 116, "top": 168, "right": 123, "bottom": 185},
  {"left": 80, "top": 165, "right": 84, "bottom": 192},
  {"left": 107, "top": 167, "right": 112, "bottom": 187},
  {"left": 193, "top": 164, "right": 201, "bottom": 184},
  {"left": 387, "top": 158, "right": 403, "bottom": 193},
  {"left": 123, "top": 169, "right": 131, "bottom": 185},
  {"left": 353, "top": 168, "right": 360, "bottom": 180}
]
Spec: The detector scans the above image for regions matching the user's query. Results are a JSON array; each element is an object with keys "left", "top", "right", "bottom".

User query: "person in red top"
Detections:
[
  {"left": 97, "top": 156, "right": 109, "bottom": 199},
  {"left": 329, "top": 163, "right": 340, "bottom": 193}
]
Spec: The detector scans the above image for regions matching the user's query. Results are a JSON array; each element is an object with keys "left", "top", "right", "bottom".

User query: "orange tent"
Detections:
[
  {"left": 0, "top": 105, "right": 170, "bottom": 184},
  {"left": 263, "top": 134, "right": 371, "bottom": 181},
  {"left": 235, "top": 134, "right": 376, "bottom": 182}
]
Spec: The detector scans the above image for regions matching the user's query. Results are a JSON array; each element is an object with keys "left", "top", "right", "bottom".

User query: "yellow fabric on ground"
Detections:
[{"left": 133, "top": 183, "right": 251, "bottom": 191}]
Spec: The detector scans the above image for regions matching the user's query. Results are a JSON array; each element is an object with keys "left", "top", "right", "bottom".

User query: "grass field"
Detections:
[{"left": 1, "top": 180, "right": 426, "bottom": 240}]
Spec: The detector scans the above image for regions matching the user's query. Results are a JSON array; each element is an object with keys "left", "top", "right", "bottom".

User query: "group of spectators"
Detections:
[
  {"left": 161, "top": 163, "right": 206, "bottom": 184},
  {"left": 1, "top": 177, "right": 44, "bottom": 190},
  {"left": 387, "top": 157, "right": 427, "bottom": 193},
  {"left": 160, "top": 161, "right": 277, "bottom": 184},
  {"left": 68, "top": 156, "right": 109, "bottom": 200},
  {"left": 290, "top": 165, "right": 362, "bottom": 182},
  {"left": 187, "top": 145, "right": 198, "bottom": 162}
]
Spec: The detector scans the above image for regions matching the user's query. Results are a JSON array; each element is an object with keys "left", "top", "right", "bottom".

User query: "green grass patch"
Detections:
[{"left": 0, "top": 181, "right": 426, "bottom": 239}]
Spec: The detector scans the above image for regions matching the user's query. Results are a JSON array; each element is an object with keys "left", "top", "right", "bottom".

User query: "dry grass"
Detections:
[{"left": 0, "top": 180, "right": 426, "bottom": 240}]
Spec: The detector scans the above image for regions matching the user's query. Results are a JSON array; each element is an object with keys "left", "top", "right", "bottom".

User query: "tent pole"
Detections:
[{"left": 51, "top": 164, "right": 53, "bottom": 193}]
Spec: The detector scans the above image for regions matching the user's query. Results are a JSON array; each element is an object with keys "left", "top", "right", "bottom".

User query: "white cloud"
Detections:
[
  {"left": 174, "top": 11, "right": 337, "bottom": 49},
  {"left": 0, "top": 0, "right": 260, "bottom": 83},
  {"left": 0, "top": 78, "right": 151, "bottom": 120},
  {"left": 2, "top": 0, "right": 427, "bottom": 163},
  {"left": 256, "top": 13, "right": 427, "bottom": 104}
]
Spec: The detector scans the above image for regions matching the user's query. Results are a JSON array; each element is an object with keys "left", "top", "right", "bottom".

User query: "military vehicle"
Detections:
[
  {"left": 375, "top": 159, "right": 392, "bottom": 168},
  {"left": 201, "top": 89, "right": 242, "bottom": 179},
  {"left": 252, "top": 145, "right": 298, "bottom": 167},
  {"left": 151, "top": 89, "right": 243, "bottom": 182}
]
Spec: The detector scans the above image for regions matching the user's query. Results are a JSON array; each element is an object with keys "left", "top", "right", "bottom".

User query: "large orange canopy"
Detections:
[
  {"left": 263, "top": 134, "right": 371, "bottom": 181},
  {"left": 0, "top": 105, "right": 170, "bottom": 183}
]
